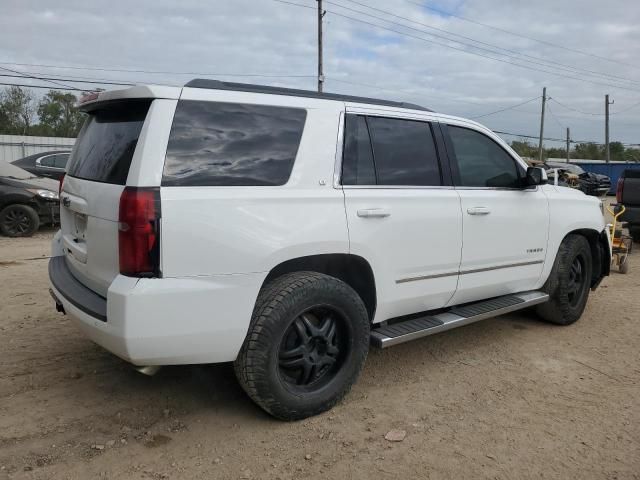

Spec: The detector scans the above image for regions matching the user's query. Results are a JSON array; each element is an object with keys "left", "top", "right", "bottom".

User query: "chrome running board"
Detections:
[{"left": 370, "top": 291, "right": 549, "bottom": 348}]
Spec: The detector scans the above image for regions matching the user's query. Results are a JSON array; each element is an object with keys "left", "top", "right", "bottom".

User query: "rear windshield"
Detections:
[
  {"left": 162, "top": 100, "right": 307, "bottom": 186},
  {"left": 67, "top": 100, "right": 151, "bottom": 184}
]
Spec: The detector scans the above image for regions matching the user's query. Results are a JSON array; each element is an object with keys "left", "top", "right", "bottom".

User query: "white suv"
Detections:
[{"left": 49, "top": 80, "right": 611, "bottom": 420}]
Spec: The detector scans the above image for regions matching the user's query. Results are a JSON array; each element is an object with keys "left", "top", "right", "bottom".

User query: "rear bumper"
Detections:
[{"left": 48, "top": 255, "right": 266, "bottom": 366}]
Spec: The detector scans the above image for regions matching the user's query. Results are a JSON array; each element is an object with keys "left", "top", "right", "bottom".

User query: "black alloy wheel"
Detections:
[
  {"left": 278, "top": 307, "right": 347, "bottom": 391},
  {"left": 0, "top": 204, "right": 39, "bottom": 237}
]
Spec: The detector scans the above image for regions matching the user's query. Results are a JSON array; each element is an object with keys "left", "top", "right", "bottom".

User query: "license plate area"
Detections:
[{"left": 74, "top": 213, "right": 87, "bottom": 239}]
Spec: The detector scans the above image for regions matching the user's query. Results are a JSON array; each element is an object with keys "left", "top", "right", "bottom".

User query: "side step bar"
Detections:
[{"left": 370, "top": 291, "right": 549, "bottom": 348}]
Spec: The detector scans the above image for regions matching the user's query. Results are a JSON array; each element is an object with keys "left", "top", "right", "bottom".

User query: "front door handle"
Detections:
[
  {"left": 467, "top": 206, "right": 491, "bottom": 216},
  {"left": 357, "top": 208, "right": 391, "bottom": 218}
]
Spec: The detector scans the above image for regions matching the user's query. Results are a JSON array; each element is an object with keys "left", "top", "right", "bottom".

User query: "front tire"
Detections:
[
  {"left": 536, "top": 234, "right": 592, "bottom": 325},
  {"left": 0, "top": 204, "right": 39, "bottom": 237},
  {"left": 234, "top": 272, "right": 370, "bottom": 420}
]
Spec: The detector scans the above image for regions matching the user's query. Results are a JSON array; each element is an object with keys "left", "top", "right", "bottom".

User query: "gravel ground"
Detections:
[{"left": 0, "top": 229, "right": 638, "bottom": 480}]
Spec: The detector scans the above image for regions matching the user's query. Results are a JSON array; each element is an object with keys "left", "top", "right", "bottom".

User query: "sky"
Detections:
[{"left": 1, "top": 0, "right": 639, "bottom": 148}]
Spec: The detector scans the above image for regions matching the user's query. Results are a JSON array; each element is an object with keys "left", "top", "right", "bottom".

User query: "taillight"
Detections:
[
  {"left": 59, "top": 173, "right": 65, "bottom": 196},
  {"left": 118, "top": 187, "right": 161, "bottom": 277},
  {"left": 616, "top": 177, "right": 624, "bottom": 203}
]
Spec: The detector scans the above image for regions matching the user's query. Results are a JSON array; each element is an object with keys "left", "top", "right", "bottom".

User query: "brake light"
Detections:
[
  {"left": 59, "top": 173, "right": 65, "bottom": 196},
  {"left": 616, "top": 177, "right": 624, "bottom": 203},
  {"left": 118, "top": 187, "right": 161, "bottom": 277}
]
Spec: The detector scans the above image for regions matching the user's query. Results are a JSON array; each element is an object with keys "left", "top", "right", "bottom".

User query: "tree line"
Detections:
[
  {"left": 0, "top": 86, "right": 86, "bottom": 137},
  {"left": 510, "top": 139, "right": 640, "bottom": 162}
]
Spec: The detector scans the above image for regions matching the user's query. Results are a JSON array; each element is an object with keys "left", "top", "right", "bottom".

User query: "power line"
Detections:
[
  {"left": 611, "top": 100, "right": 640, "bottom": 115},
  {"left": 0, "top": 81, "right": 84, "bottom": 91},
  {"left": 0, "top": 59, "right": 315, "bottom": 79},
  {"left": 334, "top": 0, "right": 640, "bottom": 88},
  {"left": 0, "top": 65, "right": 77, "bottom": 90},
  {"left": 325, "top": 76, "right": 488, "bottom": 107},
  {"left": 401, "top": 0, "right": 640, "bottom": 71},
  {"left": 545, "top": 102, "right": 566, "bottom": 136},
  {"left": 470, "top": 96, "right": 540, "bottom": 119},
  {"left": 549, "top": 97, "right": 605, "bottom": 116},
  {"left": 494, "top": 129, "right": 640, "bottom": 147},
  {"left": 275, "top": 1, "right": 640, "bottom": 93},
  {"left": 0, "top": 73, "right": 135, "bottom": 87}
]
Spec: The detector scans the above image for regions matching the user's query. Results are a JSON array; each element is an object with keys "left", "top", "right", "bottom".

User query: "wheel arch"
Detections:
[
  {"left": 263, "top": 253, "right": 377, "bottom": 321},
  {"left": 555, "top": 228, "right": 610, "bottom": 289}
]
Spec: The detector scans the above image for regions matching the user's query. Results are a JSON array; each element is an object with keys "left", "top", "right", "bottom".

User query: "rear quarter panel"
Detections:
[{"left": 160, "top": 92, "right": 348, "bottom": 277}]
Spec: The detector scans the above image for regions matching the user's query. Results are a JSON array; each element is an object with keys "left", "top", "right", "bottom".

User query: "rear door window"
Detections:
[
  {"left": 67, "top": 100, "right": 150, "bottom": 185},
  {"left": 341, "top": 115, "right": 442, "bottom": 186},
  {"left": 162, "top": 101, "right": 307, "bottom": 186}
]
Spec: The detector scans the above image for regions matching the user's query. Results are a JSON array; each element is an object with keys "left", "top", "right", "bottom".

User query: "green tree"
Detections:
[
  {"left": 0, "top": 86, "right": 36, "bottom": 134},
  {"left": 546, "top": 147, "right": 567, "bottom": 159},
  {"left": 36, "top": 90, "right": 85, "bottom": 137},
  {"left": 510, "top": 140, "right": 537, "bottom": 158},
  {"left": 624, "top": 147, "right": 640, "bottom": 162},
  {"left": 573, "top": 143, "right": 604, "bottom": 160},
  {"left": 609, "top": 141, "right": 625, "bottom": 161}
]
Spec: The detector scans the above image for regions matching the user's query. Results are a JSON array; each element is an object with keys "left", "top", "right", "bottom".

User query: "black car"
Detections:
[
  {"left": 11, "top": 150, "right": 70, "bottom": 181},
  {"left": 545, "top": 162, "right": 611, "bottom": 196},
  {"left": 0, "top": 162, "right": 60, "bottom": 237}
]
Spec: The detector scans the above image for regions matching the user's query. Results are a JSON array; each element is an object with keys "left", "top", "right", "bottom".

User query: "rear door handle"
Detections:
[
  {"left": 357, "top": 208, "right": 391, "bottom": 218},
  {"left": 467, "top": 206, "right": 491, "bottom": 216}
]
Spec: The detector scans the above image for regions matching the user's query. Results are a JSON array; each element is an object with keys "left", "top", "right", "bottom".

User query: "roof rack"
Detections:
[{"left": 184, "top": 79, "right": 431, "bottom": 112}]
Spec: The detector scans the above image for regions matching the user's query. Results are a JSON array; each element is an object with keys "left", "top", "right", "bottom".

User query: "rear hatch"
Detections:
[{"left": 60, "top": 100, "right": 151, "bottom": 297}]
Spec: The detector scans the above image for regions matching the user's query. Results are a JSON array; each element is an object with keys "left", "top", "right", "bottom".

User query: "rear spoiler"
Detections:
[{"left": 76, "top": 85, "right": 182, "bottom": 112}]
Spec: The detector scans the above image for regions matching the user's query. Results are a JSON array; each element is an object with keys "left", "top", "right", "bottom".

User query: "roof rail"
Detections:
[{"left": 184, "top": 79, "right": 431, "bottom": 112}]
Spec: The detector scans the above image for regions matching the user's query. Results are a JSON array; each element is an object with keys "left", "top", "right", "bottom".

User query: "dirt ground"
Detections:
[{"left": 0, "top": 229, "right": 638, "bottom": 480}]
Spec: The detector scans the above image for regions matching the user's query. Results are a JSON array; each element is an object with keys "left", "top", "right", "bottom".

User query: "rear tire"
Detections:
[
  {"left": 536, "top": 235, "right": 592, "bottom": 325},
  {"left": 234, "top": 272, "right": 370, "bottom": 420},
  {"left": 0, "top": 204, "right": 39, "bottom": 237}
]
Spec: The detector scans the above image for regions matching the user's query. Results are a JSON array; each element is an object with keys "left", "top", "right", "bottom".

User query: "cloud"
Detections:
[{"left": 0, "top": 0, "right": 638, "bottom": 146}]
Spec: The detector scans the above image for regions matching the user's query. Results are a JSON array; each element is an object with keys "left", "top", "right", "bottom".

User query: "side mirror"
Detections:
[{"left": 525, "top": 166, "right": 547, "bottom": 187}]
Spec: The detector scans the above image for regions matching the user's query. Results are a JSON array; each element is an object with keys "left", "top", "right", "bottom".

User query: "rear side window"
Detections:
[
  {"left": 39, "top": 155, "right": 56, "bottom": 167},
  {"left": 342, "top": 115, "right": 376, "bottom": 185},
  {"left": 67, "top": 101, "right": 150, "bottom": 184},
  {"left": 448, "top": 126, "right": 522, "bottom": 188},
  {"left": 53, "top": 154, "right": 69, "bottom": 169},
  {"left": 341, "top": 114, "right": 441, "bottom": 186},
  {"left": 162, "top": 101, "right": 307, "bottom": 186}
]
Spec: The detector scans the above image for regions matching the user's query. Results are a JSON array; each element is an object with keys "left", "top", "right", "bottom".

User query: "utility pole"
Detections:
[
  {"left": 566, "top": 127, "right": 571, "bottom": 163},
  {"left": 538, "top": 87, "right": 547, "bottom": 162},
  {"left": 605, "top": 94, "right": 614, "bottom": 163},
  {"left": 317, "top": 0, "right": 324, "bottom": 93}
]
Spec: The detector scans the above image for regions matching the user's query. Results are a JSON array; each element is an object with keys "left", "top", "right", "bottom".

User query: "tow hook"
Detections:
[{"left": 49, "top": 288, "right": 66, "bottom": 314}]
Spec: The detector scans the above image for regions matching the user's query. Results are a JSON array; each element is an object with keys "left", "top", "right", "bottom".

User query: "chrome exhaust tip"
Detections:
[{"left": 134, "top": 365, "right": 162, "bottom": 376}]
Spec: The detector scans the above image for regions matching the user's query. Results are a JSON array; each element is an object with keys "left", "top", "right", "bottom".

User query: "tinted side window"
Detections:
[
  {"left": 367, "top": 117, "right": 441, "bottom": 186},
  {"left": 39, "top": 155, "right": 56, "bottom": 167},
  {"left": 163, "top": 101, "right": 307, "bottom": 186},
  {"left": 342, "top": 115, "right": 376, "bottom": 185},
  {"left": 448, "top": 126, "right": 521, "bottom": 188},
  {"left": 53, "top": 154, "right": 69, "bottom": 168}
]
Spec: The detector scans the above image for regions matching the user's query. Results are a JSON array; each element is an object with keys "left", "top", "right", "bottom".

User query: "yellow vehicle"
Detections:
[{"left": 607, "top": 204, "right": 632, "bottom": 274}]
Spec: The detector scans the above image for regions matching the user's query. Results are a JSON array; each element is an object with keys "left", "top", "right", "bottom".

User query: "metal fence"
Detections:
[{"left": 0, "top": 134, "right": 76, "bottom": 163}]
